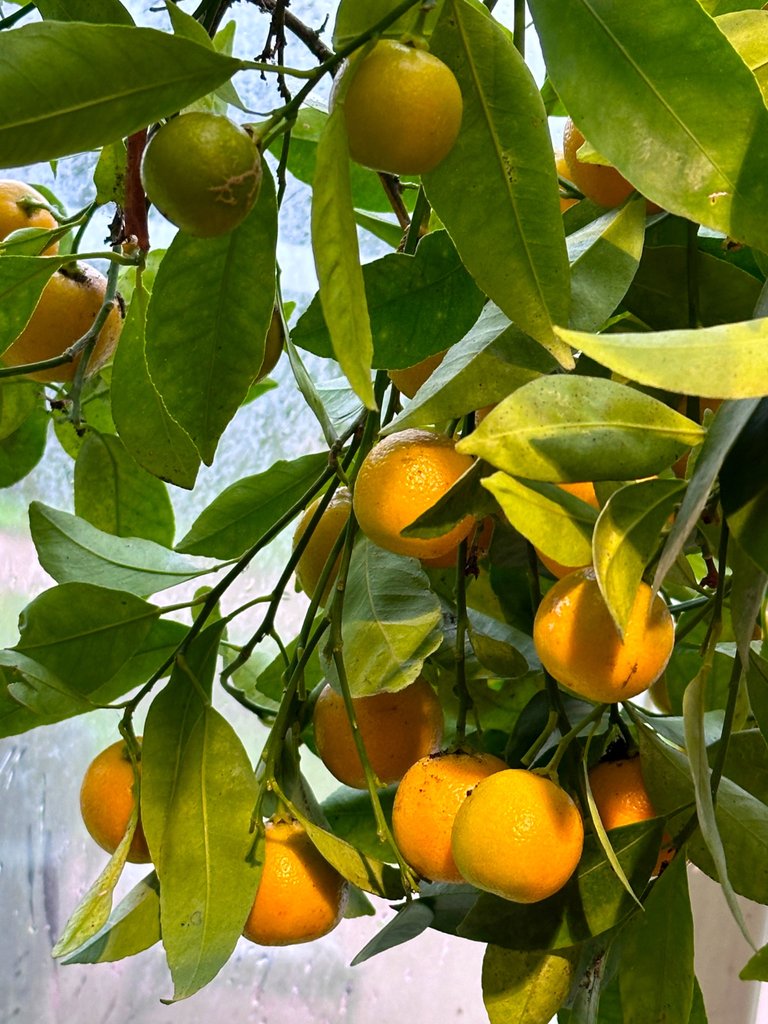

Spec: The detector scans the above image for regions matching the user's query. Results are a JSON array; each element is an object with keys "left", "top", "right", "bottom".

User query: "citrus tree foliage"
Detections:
[{"left": 2, "top": 0, "right": 768, "bottom": 1019}]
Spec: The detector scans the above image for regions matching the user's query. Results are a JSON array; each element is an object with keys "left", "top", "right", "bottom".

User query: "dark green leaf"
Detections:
[
  {"left": 311, "top": 100, "right": 374, "bottom": 409},
  {"left": 322, "top": 538, "right": 443, "bottom": 695},
  {"left": 74, "top": 432, "right": 175, "bottom": 546},
  {"left": 0, "top": 255, "right": 59, "bottom": 354},
  {"left": 403, "top": 460, "right": 495, "bottom": 537},
  {"left": 351, "top": 900, "right": 434, "bottom": 966},
  {"left": 0, "top": 404, "right": 47, "bottom": 487},
  {"left": 33, "top": 0, "right": 135, "bottom": 23},
  {"left": 61, "top": 872, "right": 161, "bottom": 965},
  {"left": 145, "top": 166, "right": 278, "bottom": 465},
  {"left": 618, "top": 854, "right": 694, "bottom": 1024},
  {"left": 424, "top": 0, "right": 571, "bottom": 363},
  {"left": 176, "top": 451, "right": 328, "bottom": 558},
  {"left": 293, "top": 230, "right": 484, "bottom": 369},
  {"left": 528, "top": 0, "right": 768, "bottom": 250},
  {"left": 458, "top": 821, "right": 664, "bottom": 950},
  {"left": 458, "top": 376, "right": 703, "bottom": 482},
  {"left": 0, "top": 381, "right": 38, "bottom": 441},
  {"left": 720, "top": 399, "right": 768, "bottom": 573},
  {"left": 29, "top": 502, "right": 214, "bottom": 597},
  {"left": 93, "top": 140, "right": 128, "bottom": 207},
  {"left": 0, "top": 23, "right": 243, "bottom": 167}
]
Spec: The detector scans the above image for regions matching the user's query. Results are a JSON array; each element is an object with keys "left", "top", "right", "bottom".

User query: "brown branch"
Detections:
[
  {"left": 124, "top": 130, "right": 150, "bottom": 252},
  {"left": 251, "top": 0, "right": 332, "bottom": 62}
]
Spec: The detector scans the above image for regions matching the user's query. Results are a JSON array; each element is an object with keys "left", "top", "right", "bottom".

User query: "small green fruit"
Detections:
[{"left": 140, "top": 112, "right": 262, "bottom": 237}]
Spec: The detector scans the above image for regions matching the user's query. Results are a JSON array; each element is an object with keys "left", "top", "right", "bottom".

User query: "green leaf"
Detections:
[
  {"left": 227, "top": 623, "right": 324, "bottom": 709},
  {"left": 321, "top": 785, "right": 397, "bottom": 862},
  {"left": 12, "top": 582, "right": 157, "bottom": 690},
  {"left": 293, "top": 230, "right": 484, "bottom": 369},
  {"left": 568, "top": 197, "right": 646, "bottom": 331},
  {"left": 322, "top": 538, "right": 443, "bottom": 696},
  {"left": 351, "top": 899, "right": 435, "bottom": 966},
  {"left": 145, "top": 165, "right": 278, "bottom": 465},
  {"left": 482, "top": 945, "right": 579, "bottom": 1024},
  {"left": 467, "top": 608, "right": 529, "bottom": 679},
  {"left": 311, "top": 102, "right": 375, "bottom": 409},
  {"left": 717, "top": 11, "right": 768, "bottom": 100},
  {"left": 29, "top": 502, "right": 215, "bottom": 597},
  {"left": 53, "top": 799, "right": 140, "bottom": 958},
  {"left": 0, "top": 23, "right": 243, "bottom": 167},
  {"left": 528, "top": 0, "right": 768, "bottom": 251},
  {"left": 93, "top": 140, "right": 128, "bottom": 207},
  {"left": 557, "top": 319, "right": 768, "bottom": 400},
  {"left": 164, "top": 0, "right": 211, "bottom": 46},
  {"left": 403, "top": 460, "right": 495, "bottom": 537},
  {"left": 383, "top": 304, "right": 556, "bottom": 434},
  {"left": 458, "top": 820, "right": 664, "bottom": 950},
  {"left": 0, "top": 381, "right": 38, "bottom": 441},
  {"left": 622, "top": 246, "right": 763, "bottom": 331},
  {"left": 333, "top": 0, "right": 444, "bottom": 47},
  {"left": 0, "top": 404, "right": 47, "bottom": 487},
  {"left": 176, "top": 451, "right": 329, "bottom": 558},
  {"left": 61, "top": 872, "right": 161, "bottom": 965},
  {"left": 653, "top": 399, "right": 758, "bottom": 590},
  {"left": 593, "top": 478, "right": 685, "bottom": 635},
  {"left": 636, "top": 714, "right": 768, "bottom": 905},
  {"left": 0, "top": 649, "right": 99, "bottom": 719},
  {"left": 720, "top": 399, "right": 768, "bottom": 573},
  {"left": 0, "top": 255, "right": 59, "bottom": 355},
  {"left": 728, "top": 538, "right": 767, "bottom": 669},
  {"left": 111, "top": 270, "right": 200, "bottom": 490},
  {"left": 618, "top": 854, "right": 694, "bottom": 1024},
  {"left": 747, "top": 652, "right": 768, "bottom": 751},
  {"left": 424, "top": 0, "right": 571, "bottom": 363},
  {"left": 74, "top": 432, "right": 175, "bottom": 546},
  {"left": 482, "top": 475, "right": 596, "bottom": 569},
  {"left": 33, "top": 0, "right": 135, "bottom": 23},
  {"left": 288, "top": 803, "right": 405, "bottom": 900},
  {"left": 457, "top": 376, "right": 704, "bottom": 482}
]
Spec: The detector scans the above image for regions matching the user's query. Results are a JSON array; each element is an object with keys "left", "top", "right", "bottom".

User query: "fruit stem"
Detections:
[
  {"left": 609, "top": 703, "right": 635, "bottom": 753},
  {"left": 454, "top": 537, "right": 472, "bottom": 743},
  {"left": 540, "top": 703, "right": 608, "bottom": 779},
  {"left": 512, "top": 0, "right": 525, "bottom": 57},
  {"left": 401, "top": 186, "right": 431, "bottom": 254},
  {"left": 520, "top": 710, "right": 559, "bottom": 767}
]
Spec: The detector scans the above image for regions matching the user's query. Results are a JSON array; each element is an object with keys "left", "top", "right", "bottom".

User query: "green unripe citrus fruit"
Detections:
[{"left": 140, "top": 112, "right": 262, "bottom": 237}]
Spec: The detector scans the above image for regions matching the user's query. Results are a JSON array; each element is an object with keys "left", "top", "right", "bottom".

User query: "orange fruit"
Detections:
[
  {"left": 388, "top": 349, "right": 446, "bottom": 398},
  {"left": 336, "top": 39, "right": 463, "bottom": 175},
  {"left": 293, "top": 487, "right": 351, "bottom": 604},
  {"left": 588, "top": 756, "right": 674, "bottom": 876},
  {"left": 141, "top": 112, "right": 262, "bottom": 237},
  {"left": 243, "top": 817, "right": 347, "bottom": 945},
  {"left": 353, "top": 428, "right": 476, "bottom": 559},
  {"left": 537, "top": 482, "right": 599, "bottom": 579},
  {"left": 555, "top": 152, "right": 579, "bottom": 213},
  {"left": 392, "top": 750, "right": 507, "bottom": 883},
  {"left": 451, "top": 768, "right": 584, "bottom": 903},
  {"left": 0, "top": 179, "right": 58, "bottom": 253},
  {"left": 79, "top": 738, "right": 151, "bottom": 863},
  {"left": 563, "top": 118, "right": 660, "bottom": 213},
  {"left": 256, "top": 308, "right": 284, "bottom": 381},
  {"left": 2, "top": 263, "right": 124, "bottom": 383},
  {"left": 421, "top": 515, "right": 494, "bottom": 569},
  {"left": 533, "top": 567, "right": 674, "bottom": 704},
  {"left": 313, "top": 677, "right": 443, "bottom": 789}
]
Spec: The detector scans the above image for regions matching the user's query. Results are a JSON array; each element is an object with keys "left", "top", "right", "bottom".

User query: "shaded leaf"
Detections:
[
  {"left": 482, "top": 945, "right": 579, "bottom": 1024},
  {"left": 720, "top": 398, "right": 768, "bottom": 573},
  {"left": 351, "top": 899, "right": 434, "bottom": 966},
  {"left": 321, "top": 785, "right": 397, "bottom": 862},
  {"left": 0, "top": 404, "right": 48, "bottom": 487},
  {"left": 0, "top": 381, "right": 38, "bottom": 441},
  {"left": 61, "top": 872, "right": 161, "bottom": 965},
  {"left": 33, "top": 0, "right": 135, "bottom": 23}
]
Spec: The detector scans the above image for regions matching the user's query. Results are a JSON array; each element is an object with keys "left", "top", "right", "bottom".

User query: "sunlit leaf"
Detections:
[{"left": 61, "top": 872, "right": 161, "bottom": 965}]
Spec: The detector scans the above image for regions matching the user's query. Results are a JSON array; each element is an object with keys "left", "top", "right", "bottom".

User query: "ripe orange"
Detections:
[
  {"left": 388, "top": 349, "right": 446, "bottom": 398},
  {"left": 2, "top": 263, "right": 124, "bottom": 383},
  {"left": 0, "top": 179, "right": 58, "bottom": 253},
  {"left": 336, "top": 39, "right": 463, "bottom": 175},
  {"left": 313, "top": 676, "right": 443, "bottom": 789},
  {"left": 79, "top": 738, "right": 151, "bottom": 863},
  {"left": 353, "top": 428, "right": 476, "bottom": 559},
  {"left": 554, "top": 153, "right": 579, "bottom": 213},
  {"left": 588, "top": 756, "right": 674, "bottom": 876},
  {"left": 293, "top": 487, "right": 351, "bottom": 604},
  {"left": 392, "top": 750, "right": 507, "bottom": 883},
  {"left": 421, "top": 515, "right": 494, "bottom": 569},
  {"left": 563, "top": 119, "right": 660, "bottom": 213},
  {"left": 243, "top": 817, "right": 347, "bottom": 945},
  {"left": 533, "top": 568, "right": 674, "bottom": 704},
  {"left": 451, "top": 769, "right": 584, "bottom": 903},
  {"left": 537, "top": 482, "right": 599, "bottom": 580},
  {"left": 140, "top": 112, "right": 262, "bottom": 237}
]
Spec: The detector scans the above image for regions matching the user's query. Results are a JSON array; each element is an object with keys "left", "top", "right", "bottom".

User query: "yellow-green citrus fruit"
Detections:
[
  {"left": 2, "top": 263, "right": 124, "bottom": 383},
  {"left": 140, "top": 112, "right": 262, "bottom": 237},
  {"left": 533, "top": 567, "right": 675, "bottom": 704},
  {"left": 313, "top": 677, "right": 444, "bottom": 789},
  {"left": 451, "top": 769, "right": 584, "bottom": 903},
  {"left": 243, "top": 817, "right": 347, "bottom": 945},
  {"left": 293, "top": 488, "right": 352, "bottom": 604},
  {"left": 337, "top": 39, "right": 463, "bottom": 175},
  {"left": 392, "top": 750, "right": 507, "bottom": 883},
  {"left": 256, "top": 308, "right": 284, "bottom": 382},
  {"left": 388, "top": 349, "right": 446, "bottom": 398},
  {"left": 353, "top": 428, "right": 476, "bottom": 559},
  {"left": 0, "top": 179, "right": 58, "bottom": 253},
  {"left": 79, "top": 738, "right": 151, "bottom": 864}
]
